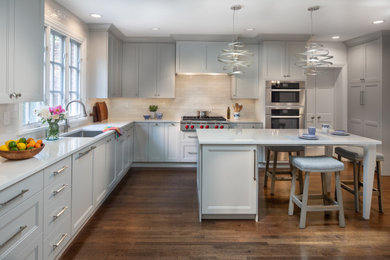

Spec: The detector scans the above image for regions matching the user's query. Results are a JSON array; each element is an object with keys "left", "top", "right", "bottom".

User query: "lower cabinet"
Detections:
[
  {"left": 93, "top": 139, "right": 109, "bottom": 206},
  {"left": 134, "top": 123, "right": 149, "bottom": 162},
  {"left": 165, "top": 122, "right": 181, "bottom": 161},
  {"left": 148, "top": 122, "right": 166, "bottom": 162},
  {"left": 71, "top": 146, "right": 94, "bottom": 234},
  {"left": 106, "top": 136, "right": 116, "bottom": 191}
]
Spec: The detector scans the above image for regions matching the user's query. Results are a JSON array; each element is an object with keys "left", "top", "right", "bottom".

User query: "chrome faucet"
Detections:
[{"left": 64, "top": 100, "right": 88, "bottom": 132}]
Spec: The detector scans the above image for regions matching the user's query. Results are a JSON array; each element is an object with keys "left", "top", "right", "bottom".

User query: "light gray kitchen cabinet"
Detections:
[
  {"left": 123, "top": 125, "right": 134, "bottom": 168},
  {"left": 93, "top": 139, "right": 108, "bottom": 207},
  {"left": 139, "top": 44, "right": 158, "bottom": 97},
  {"left": 165, "top": 122, "right": 181, "bottom": 162},
  {"left": 206, "top": 43, "right": 227, "bottom": 73},
  {"left": 87, "top": 25, "right": 123, "bottom": 98},
  {"left": 176, "top": 41, "right": 207, "bottom": 73},
  {"left": 157, "top": 44, "right": 176, "bottom": 98},
  {"left": 122, "top": 43, "right": 139, "bottom": 97},
  {"left": 0, "top": 0, "right": 44, "bottom": 104},
  {"left": 148, "top": 122, "right": 166, "bottom": 162},
  {"left": 134, "top": 123, "right": 149, "bottom": 162},
  {"left": 263, "top": 41, "right": 305, "bottom": 80},
  {"left": 106, "top": 136, "right": 116, "bottom": 191},
  {"left": 231, "top": 44, "right": 259, "bottom": 99},
  {"left": 181, "top": 132, "right": 198, "bottom": 162},
  {"left": 115, "top": 134, "right": 126, "bottom": 180},
  {"left": 71, "top": 146, "right": 94, "bottom": 234}
]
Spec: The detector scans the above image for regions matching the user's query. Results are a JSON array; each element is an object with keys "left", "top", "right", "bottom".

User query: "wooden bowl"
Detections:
[{"left": 0, "top": 144, "right": 45, "bottom": 160}]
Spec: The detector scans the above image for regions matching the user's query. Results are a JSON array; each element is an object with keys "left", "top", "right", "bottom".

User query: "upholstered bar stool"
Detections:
[
  {"left": 335, "top": 147, "right": 384, "bottom": 213},
  {"left": 288, "top": 156, "right": 345, "bottom": 229},
  {"left": 264, "top": 146, "right": 305, "bottom": 195}
]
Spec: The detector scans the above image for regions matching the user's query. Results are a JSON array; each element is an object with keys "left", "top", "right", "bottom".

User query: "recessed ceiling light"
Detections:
[
  {"left": 332, "top": 36, "right": 340, "bottom": 40},
  {"left": 373, "top": 20, "right": 385, "bottom": 24},
  {"left": 151, "top": 27, "right": 160, "bottom": 31},
  {"left": 90, "top": 13, "right": 102, "bottom": 18},
  {"left": 246, "top": 28, "right": 255, "bottom": 31}
]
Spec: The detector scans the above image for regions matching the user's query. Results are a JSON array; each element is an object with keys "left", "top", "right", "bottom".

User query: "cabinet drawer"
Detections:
[
  {"left": 1, "top": 232, "right": 43, "bottom": 260},
  {"left": 44, "top": 189, "right": 71, "bottom": 237},
  {"left": 43, "top": 168, "right": 71, "bottom": 209},
  {"left": 0, "top": 171, "right": 43, "bottom": 217},
  {"left": 0, "top": 191, "right": 43, "bottom": 258},
  {"left": 182, "top": 144, "right": 198, "bottom": 162},
  {"left": 181, "top": 132, "right": 198, "bottom": 143},
  {"left": 43, "top": 156, "right": 71, "bottom": 187},
  {"left": 43, "top": 215, "right": 71, "bottom": 260}
]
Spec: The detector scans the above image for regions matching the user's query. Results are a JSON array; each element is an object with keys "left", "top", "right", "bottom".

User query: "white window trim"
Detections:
[{"left": 19, "top": 20, "right": 87, "bottom": 130}]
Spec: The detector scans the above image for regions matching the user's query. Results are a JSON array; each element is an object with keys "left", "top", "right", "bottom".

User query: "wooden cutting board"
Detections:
[{"left": 96, "top": 102, "right": 108, "bottom": 121}]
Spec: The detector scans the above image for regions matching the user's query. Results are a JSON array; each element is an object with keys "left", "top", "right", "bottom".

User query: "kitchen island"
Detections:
[{"left": 196, "top": 129, "right": 381, "bottom": 221}]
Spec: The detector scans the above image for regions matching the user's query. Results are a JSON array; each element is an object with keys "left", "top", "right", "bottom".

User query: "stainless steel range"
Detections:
[{"left": 180, "top": 116, "right": 229, "bottom": 132}]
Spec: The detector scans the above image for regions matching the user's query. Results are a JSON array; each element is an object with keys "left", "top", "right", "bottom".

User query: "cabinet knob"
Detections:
[
  {"left": 15, "top": 93, "right": 22, "bottom": 99},
  {"left": 155, "top": 123, "right": 159, "bottom": 126},
  {"left": 317, "top": 116, "right": 321, "bottom": 119},
  {"left": 9, "top": 93, "right": 16, "bottom": 99},
  {"left": 311, "top": 116, "right": 315, "bottom": 120},
  {"left": 171, "top": 123, "right": 175, "bottom": 126}
]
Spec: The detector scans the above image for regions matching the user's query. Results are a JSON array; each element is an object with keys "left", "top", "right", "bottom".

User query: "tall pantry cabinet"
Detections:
[{"left": 346, "top": 32, "right": 390, "bottom": 175}]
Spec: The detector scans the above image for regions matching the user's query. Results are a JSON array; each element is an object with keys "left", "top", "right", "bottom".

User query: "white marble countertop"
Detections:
[{"left": 196, "top": 129, "right": 381, "bottom": 146}]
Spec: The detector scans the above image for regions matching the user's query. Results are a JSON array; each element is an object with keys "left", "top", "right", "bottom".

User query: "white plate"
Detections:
[
  {"left": 331, "top": 131, "right": 350, "bottom": 136},
  {"left": 299, "top": 135, "right": 319, "bottom": 140}
]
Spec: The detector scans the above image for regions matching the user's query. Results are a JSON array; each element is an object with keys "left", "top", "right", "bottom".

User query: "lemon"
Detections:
[
  {"left": 16, "top": 143, "right": 26, "bottom": 150},
  {"left": 0, "top": 145, "right": 9, "bottom": 151}
]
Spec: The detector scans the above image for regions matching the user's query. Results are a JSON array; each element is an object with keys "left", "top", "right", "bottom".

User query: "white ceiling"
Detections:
[{"left": 56, "top": 0, "right": 390, "bottom": 41}]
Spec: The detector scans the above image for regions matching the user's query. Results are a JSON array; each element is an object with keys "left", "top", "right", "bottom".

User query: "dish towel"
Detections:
[{"left": 103, "top": 127, "right": 121, "bottom": 138}]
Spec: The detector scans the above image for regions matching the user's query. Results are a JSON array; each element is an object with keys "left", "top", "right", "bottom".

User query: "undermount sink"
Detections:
[{"left": 62, "top": 130, "right": 103, "bottom": 138}]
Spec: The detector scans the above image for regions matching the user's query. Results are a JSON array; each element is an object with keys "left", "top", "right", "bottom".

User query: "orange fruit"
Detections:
[
  {"left": 36, "top": 140, "right": 42, "bottom": 145},
  {"left": 27, "top": 142, "right": 35, "bottom": 149},
  {"left": 27, "top": 138, "right": 34, "bottom": 143},
  {"left": 34, "top": 143, "right": 41, "bottom": 148}
]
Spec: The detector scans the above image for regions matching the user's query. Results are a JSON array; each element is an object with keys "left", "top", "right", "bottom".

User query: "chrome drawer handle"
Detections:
[
  {"left": 53, "top": 233, "right": 68, "bottom": 250},
  {"left": 53, "top": 184, "right": 67, "bottom": 196},
  {"left": 53, "top": 206, "right": 68, "bottom": 220},
  {"left": 0, "top": 189, "right": 29, "bottom": 208},
  {"left": 253, "top": 150, "right": 257, "bottom": 181},
  {"left": 106, "top": 138, "right": 112, "bottom": 143},
  {"left": 188, "top": 152, "right": 198, "bottom": 155},
  {"left": 53, "top": 165, "right": 68, "bottom": 176},
  {"left": 188, "top": 136, "right": 197, "bottom": 139},
  {"left": 0, "top": 225, "right": 27, "bottom": 249}
]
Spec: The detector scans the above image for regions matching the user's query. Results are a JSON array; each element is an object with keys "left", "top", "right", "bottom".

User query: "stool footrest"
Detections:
[{"left": 292, "top": 194, "right": 341, "bottom": 212}]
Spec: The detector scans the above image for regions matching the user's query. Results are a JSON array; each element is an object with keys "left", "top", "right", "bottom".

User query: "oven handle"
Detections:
[
  {"left": 269, "top": 89, "right": 304, "bottom": 92},
  {"left": 270, "top": 116, "right": 303, "bottom": 119}
]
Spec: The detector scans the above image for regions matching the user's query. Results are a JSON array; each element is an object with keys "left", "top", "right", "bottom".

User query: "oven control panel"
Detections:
[{"left": 180, "top": 122, "right": 229, "bottom": 132}]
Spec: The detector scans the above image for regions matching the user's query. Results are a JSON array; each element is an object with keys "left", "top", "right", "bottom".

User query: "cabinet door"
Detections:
[
  {"left": 201, "top": 145, "right": 257, "bottom": 214},
  {"left": 12, "top": 0, "right": 44, "bottom": 102},
  {"left": 176, "top": 42, "right": 206, "bottom": 73},
  {"left": 348, "top": 44, "right": 364, "bottom": 83},
  {"left": 139, "top": 44, "right": 157, "bottom": 97},
  {"left": 305, "top": 77, "right": 316, "bottom": 127},
  {"left": 165, "top": 123, "right": 181, "bottom": 162},
  {"left": 206, "top": 43, "right": 226, "bottom": 73},
  {"left": 115, "top": 137, "right": 124, "bottom": 179},
  {"left": 364, "top": 39, "right": 381, "bottom": 83},
  {"left": 148, "top": 122, "right": 166, "bottom": 162},
  {"left": 363, "top": 82, "right": 382, "bottom": 140},
  {"left": 72, "top": 147, "right": 94, "bottom": 233},
  {"left": 286, "top": 42, "right": 305, "bottom": 80},
  {"left": 106, "top": 136, "right": 116, "bottom": 191},
  {"left": 0, "top": 0, "right": 9, "bottom": 103},
  {"left": 348, "top": 82, "right": 364, "bottom": 136},
  {"left": 108, "top": 34, "right": 122, "bottom": 98},
  {"left": 315, "top": 87, "right": 334, "bottom": 128},
  {"left": 263, "top": 41, "right": 285, "bottom": 79},
  {"left": 93, "top": 141, "right": 107, "bottom": 206},
  {"left": 157, "top": 44, "right": 175, "bottom": 98},
  {"left": 134, "top": 123, "right": 149, "bottom": 162},
  {"left": 232, "top": 44, "right": 259, "bottom": 99},
  {"left": 122, "top": 43, "right": 139, "bottom": 97}
]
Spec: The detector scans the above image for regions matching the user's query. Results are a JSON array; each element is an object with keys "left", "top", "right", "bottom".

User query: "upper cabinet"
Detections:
[
  {"left": 122, "top": 43, "right": 175, "bottom": 98},
  {"left": 176, "top": 41, "right": 228, "bottom": 74},
  {"left": 263, "top": 41, "right": 305, "bottom": 81},
  {"left": 0, "top": 0, "right": 44, "bottom": 104},
  {"left": 87, "top": 26, "right": 123, "bottom": 98}
]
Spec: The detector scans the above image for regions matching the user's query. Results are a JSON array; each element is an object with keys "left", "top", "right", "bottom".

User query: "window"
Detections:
[{"left": 22, "top": 27, "right": 83, "bottom": 125}]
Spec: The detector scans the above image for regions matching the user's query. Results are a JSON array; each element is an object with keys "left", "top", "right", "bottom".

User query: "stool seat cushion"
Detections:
[
  {"left": 291, "top": 156, "right": 344, "bottom": 172},
  {"left": 269, "top": 146, "right": 305, "bottom": 152},
  {"left": 335, "top": 147, "right": 384, "bottom": 161}
]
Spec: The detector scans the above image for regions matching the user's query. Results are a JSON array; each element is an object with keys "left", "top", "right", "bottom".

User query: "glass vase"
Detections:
[{"left": 46, "top": 121, "right": 60, "bottom": 141}]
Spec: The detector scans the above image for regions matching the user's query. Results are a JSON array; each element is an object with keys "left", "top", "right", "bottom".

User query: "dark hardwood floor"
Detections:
[{"left": 61, "top": 164, "right": 390, "bottom": 259}]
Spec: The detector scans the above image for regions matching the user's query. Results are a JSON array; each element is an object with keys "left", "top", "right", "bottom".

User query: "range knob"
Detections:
[
  {"left": 205, "top": 125, "right": 209, "bottom": 129},
  {"left": 185, "top": 125, "right": 189, "bottom": 129},
  {"left": 214, "top": 125, "right": 219, "bottom": 129},
  {"left": 191, "top": 125, "right": 194, "bottom": 129},
  {"left": 200, "top": 125, "right": 204, "bottom": 129},
  {"left": 220, "top": 125, "right": 224, "bottom": 129}
]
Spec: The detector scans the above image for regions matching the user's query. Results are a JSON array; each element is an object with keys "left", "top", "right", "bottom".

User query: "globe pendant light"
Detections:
[
  {"left": 295, "top": 6, "right": 333, "bottom": 76},
  {"left": 218, "top": 5, "right": 253, "bottom": 75}
]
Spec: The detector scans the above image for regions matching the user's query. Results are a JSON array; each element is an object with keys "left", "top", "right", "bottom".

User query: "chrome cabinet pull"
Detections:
[
  {"left": 53, "top": 233, "right": 68, "bottom": 250},
  {"left": 15, "top": 93, "right": 22, "bottom": 98},
  {"left": 317, "top": 116, "right": 321, "bottom": 119},
  {"left": 0, "top": 189, "right": 29, "bottom": 208},
  {"left": 53, "top": 165, "right": 68, "bottom": 176},
  {"left": 53, "top": 206, "right": 68, "bottom": 220},
  {"left": 155, "top": 123, "right": 159, "bottom": 126},
  {"left": 311, "top": 116, "right": 315, "bottom": 120},
  {"left": 188, "top": 136, "right": 197, "bottom": 139},
  {"left": 361, "top": 90, "right": 365, "bottom": 105},
  {"left": 53, "top": 184, "right": 67, "bottom": 196},
  {"left": 171, "top": 123, "right": 175, "bottom": 126},
  {"left": 76, "top": 147, "right": 93, "bottom": 160},
  {"left": 9, "top": 93, "right": 16, "bottom": 99},
  {"left": 0, "top": 225, "right": 27, "bottom": 249},
  {"left": 106, "top": 138, "right": 112, "bottom": 143},
  {"left": 188, "top": 152, "right": 198, "bottom": 155},
  {"left": 91, "top": 146, "right": 96, "bottom": 150},
  {"left": 253, "top": 150, "right": 257, "bottom": 181},
  {"left": 360, "top": 90, "right": 364, "bottom": 105}
]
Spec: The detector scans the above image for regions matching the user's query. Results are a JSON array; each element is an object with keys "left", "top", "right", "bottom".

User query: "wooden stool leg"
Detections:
[
  {"left": 335, "top": 171, "right": 345, "bottom": 227},
  {"left": 264, "top": 148, "right": 270, "bottom": 187},
  {"left": 353, "top": 160, "right": 360, "bottom": 213},
  {"left": 288, "top": 167, "right": 297, "bottom": 216},
  {"left": 299, "top": 172, "right": 310, "bottom": 229},
  {"left": 271, "top": 151, "right": 278, "bottom": 195},
  {"left": 377, "top": 161, "right": 384, "bottom": 213}
]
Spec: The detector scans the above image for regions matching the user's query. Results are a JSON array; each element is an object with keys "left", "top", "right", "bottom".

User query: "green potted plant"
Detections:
[{"left": 149, "top": 105, "right": 158, "bottom": 119}]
